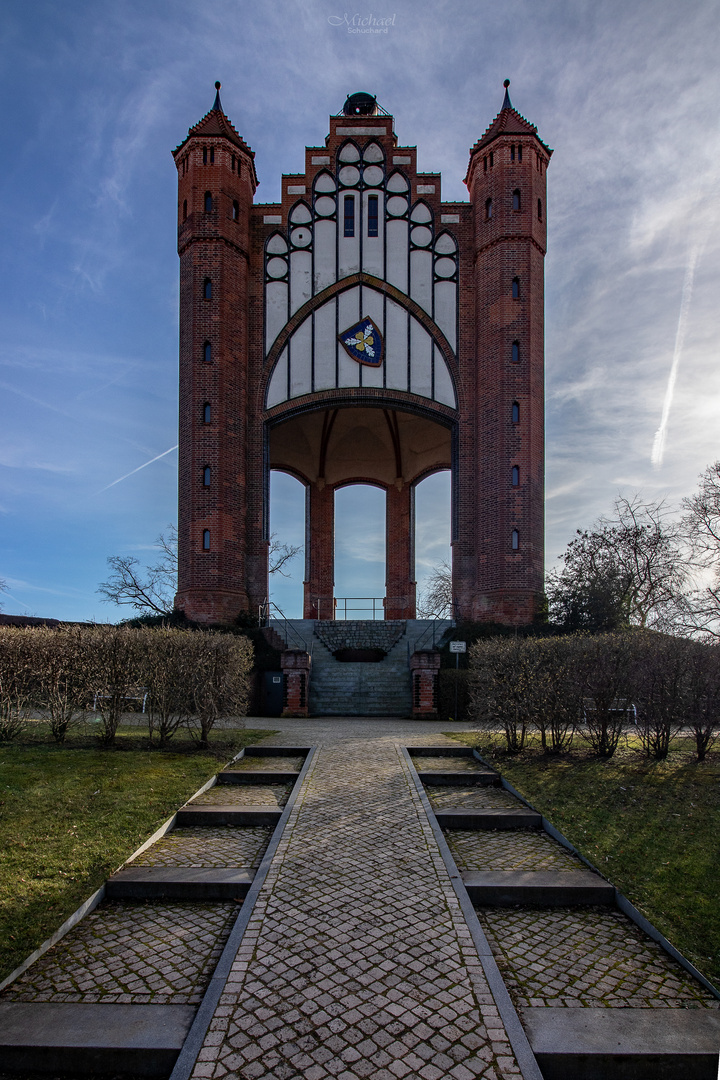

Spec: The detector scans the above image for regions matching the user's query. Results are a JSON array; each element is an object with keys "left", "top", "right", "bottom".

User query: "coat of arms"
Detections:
[{"left": 338, "top": 317, "right": 384, "bottom": 368}]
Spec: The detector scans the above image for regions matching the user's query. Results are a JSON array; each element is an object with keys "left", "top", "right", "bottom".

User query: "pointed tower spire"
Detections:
[
  {"left": 212, "top": 80, "right": 222, "bottom": 112},
  {"left": 502, "top": 79, "right": 512, "bottom": 111}
]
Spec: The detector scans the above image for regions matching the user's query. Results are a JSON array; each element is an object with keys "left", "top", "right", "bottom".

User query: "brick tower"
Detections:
[{"left": 172, "top": 83, "right": 552, "bottom": 625}]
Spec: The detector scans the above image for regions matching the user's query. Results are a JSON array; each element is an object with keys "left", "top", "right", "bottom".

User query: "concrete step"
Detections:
[
  {"left": 520, "top": 1006, "right": 720, "bottom": 1080},
  {"left": 411, "top": 746, "right": 476, "bottom": 758},
  {"left": 462, "top": 870, "right": 614, "bottom": 906},
  {"left": 244, "top": 746, "right": 311, "bottom": 757},
  {"left": 0, "top": 1001, "right": 195, "bottom": 1075},
  {"left": 435, "top": 807, "right": 542, "bottom": 829},
  {"left": 176, "top": 805, "right": 282, "bottom": 827},
  {"left": 106, "top": 866, "right": 255, "bottom": 901},
  {"left": 217, "top": 770, "right": 301, "bottom": 785},
  {"left": 416, "top": 770, "right": 500, "bottom": 786}
]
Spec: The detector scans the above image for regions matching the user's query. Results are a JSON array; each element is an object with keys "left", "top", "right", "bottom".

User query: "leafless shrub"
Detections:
[
  {"left": 33, "top": 626, "right": 94, "bottom": 743},
  {"left": 632, "top": 632, "right": 690, "bottom": 760},
  {"left": 85, "top": 625, "right": 144, "bottom": 745},
  {"left": 186, "top": 633, "right": 253, "bottom": 748},
  {"left": 138, "top": 627, "right": 195, "bottom": 745},
  {"left": 0, "top": 627, "right": 35, "bottom": 741},
  {"left": 574, "top": 632, "right": 637, "bottom": 758},
  {"left": 470, "top": 637, "right": 539, "bottom": 752},
  {"left": 534, "top": 637, "right": 581, "bottom": 753},
  {"left": 684, "top": 641, "right": 720, "bottom": 761}
]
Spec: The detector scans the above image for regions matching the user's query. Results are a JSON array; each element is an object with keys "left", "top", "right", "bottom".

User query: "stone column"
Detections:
[
  {"left": 281, "top": 650, "right": 311, "bottom": 717},
  {"left": 409, "top": 650, "right": 441, "bottom": 717},
  {"left": 385, "top": 482, "right": 416, "bottom": 620},
  {"left": 303, "top": 482, "right": 335, "bottom": 620}
]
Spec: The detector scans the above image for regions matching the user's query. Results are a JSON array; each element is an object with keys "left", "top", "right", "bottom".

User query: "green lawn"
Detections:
[
  {"left": 0, "top": 725, "right": 272, "bottom": 982},
  {"left": 448, "top": 732, "right": 720, "bottom": 989}
]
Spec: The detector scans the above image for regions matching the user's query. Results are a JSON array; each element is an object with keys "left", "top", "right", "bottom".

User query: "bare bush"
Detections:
[
  {"left": 633, "top": 633, "right": 692, "bottom": 760},
  {"left": 138, "top": 627, "right": 195, "bottom": 745},
  {"left": 0, "top": 627, "right": 35, "bottom": 741},
  {"left": 85, "top": 625, "right": 144, "bottom": 745},
  {"left": 574, "top": 632, "right": 637, "bottom": 758},
  {"left": 33, "top": 626, "right": 94, "bottom": 743},
  {"left": 471, "top": 637, "right": 539, "bottom": 752},
  {"left": 534, "top": 637, "right": 581, "bottom": 753},
  {"left": 187, "top": 633, "right": 253, "bottom": 748}
]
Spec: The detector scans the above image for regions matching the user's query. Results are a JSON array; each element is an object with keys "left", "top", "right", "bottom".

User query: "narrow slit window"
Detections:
[
  {"left": 512, "top": 529, "right": 519, "bottom": 551},
  {"left": 511, "top": 341, "right": 520, "bottom": 363},
  {"left": 203, "top": 403, "right": 211, "bottom": 423},
  {"left": 518, "top": 145, "right": 522, "bottom": 163},
  {"left": 232, "top": 200, "right": 239, "bottom": 220},
  {"left": 485, "top": 198, "right": 493, "bottom": 220},
  {"left": 483, "top": 156, "right": 487, "bottom": 173},
  {"left": 203, "top": 466, "right": 211, "bottom": 487},
  {"left": 202, "top": 147, "right": 207, "bottom": 165},
  {"left": 512, "top": 401, "right": 520, "bottom": 423},
  {"left": 204, "top": 191, "right": 212, "bottom": 213},
  {"left": 512, "top": 466, "right": 520, "bottom": 487},
  {"left": 209, "top": 147, "right": 215, "bottom": 164},
  {"left": 537, "top": 198, "right": 543, "bottom": 221},
  {"left": 489, "top": 151, "right": 494, "bottom": 168},
  {"left": 182, "top": 199, "right": 187, "bottom": 222},
  {"left": 367, "top": 194, "right": 378, "bottom": 237},
  {"left": 512, "top": 277, "right": 520, "bottom": 299},
  {"left": 512, "top": 189, "right": 521, "bottom": 211},
  {"left": 510, "top": 144, "right": 515, "bottom": 162},
  {"left": 203, "top": 341, "right": 212, "bottom": 362},
  {"left": 231, "top": 154, "right": 236, "bottom": 172},
  {"left": 203, "top": 279, "right": 212, "bottom": 300},
  {"left": 344, "top": 195, "right": 355, "bottom": 237},
  {"left": 203, "top": 529, "right": 210, "bottom": 550}
]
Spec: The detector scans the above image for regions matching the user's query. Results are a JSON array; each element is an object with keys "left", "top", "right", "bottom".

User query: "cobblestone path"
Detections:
[{"left": 191, "top": 733, "right": 524, "bottom": 1080}]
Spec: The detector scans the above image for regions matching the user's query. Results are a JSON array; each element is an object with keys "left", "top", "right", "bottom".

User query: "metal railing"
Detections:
[
  {"left": 259, "top": 599, "right": 309, "bottom": 653},
  {"left": 407, "top": 616, "right": 451, "bottom": 663}
]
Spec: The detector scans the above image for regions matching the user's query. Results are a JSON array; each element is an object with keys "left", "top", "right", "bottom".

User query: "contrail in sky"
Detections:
[
  {"left": 651, "top": 242, "right": 704, "bottom": 467},
  {"left": 97, "top": 445, "right": 178, "bottom": 494}
]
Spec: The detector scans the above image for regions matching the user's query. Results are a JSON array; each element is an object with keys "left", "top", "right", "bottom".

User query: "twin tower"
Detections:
[{"left": 172, "top": 86, "right": 552, "bottom": 625}]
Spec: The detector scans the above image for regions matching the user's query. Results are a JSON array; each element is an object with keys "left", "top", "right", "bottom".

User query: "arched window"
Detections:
[
  {"left": 511, "top": 341, "right": 520, "bottom": 363},
  {"left": 512, "top": 189, "right": 521, "bottom": 211},
  {"left": 204, "top": 191, "right": 213, "bottom": 213},
  {"left": 344, "top": 195, "right": 354, "bottom": 237},
  {"left": 537, "top": 198, "right": 543, "bottom": 221},
  {"left": 485, "top": 198, "right": 493, "bottom": 220},
  {"left": 203, "top": 529, "right": 210, "bottom": 550},
  {"left": 512, "top": 466, "right": 520, "bottom": 487},
  {"left": 232, "top": 200, "right": 239, "bottom": 221},
  {"left": 203, "top": 466, "right": 211, "bottom": 487},
  {"left": 512, "top": 277, "right": 520, "bottom": 299},
  {"left": 512, "top": 529, "right": 520, "bottom": 551},
  {"left": 209, "top": 147, "right": 215, "bottom": 164},
  {"left": 182, "top": 199, "right": 187, "bottom": 222},
  {"left": 203, "top": 341, "right": 212, "bottom": 362},
  {"left": 518, "top": 144, "right": 523, "bottom": 163},
  {"left": 512, "top": 401, "right": 520, "bottom": 423},
  {"left": 367, "top": 194, "right": 379, "bottom": 237},
  {"left": 203, "top": 402, "right": 211, "bottom": 424},
  {"left": 203, "top": 279, "right": 212, "bottom": 300}
]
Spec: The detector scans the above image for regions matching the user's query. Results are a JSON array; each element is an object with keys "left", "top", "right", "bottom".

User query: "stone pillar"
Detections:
[
  {"left": 385, "top": 482, "right": 416, "bottom": 620},
  {"left": 281, "top": 650, "right": 311, "bottom": 717},
  {"left": 409, "top": 651, "right": 441, "bottom": 717},
  {"left": 303, "top": 482, "right": 335, "bottom": 620}
]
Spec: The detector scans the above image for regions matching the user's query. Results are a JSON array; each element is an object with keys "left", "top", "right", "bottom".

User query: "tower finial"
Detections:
[
  {"left": 212, "top": 81, "right": 222, "bottom": 112},
  {"left": 502, "top": 79, "right": 512, "bottom": 111}
]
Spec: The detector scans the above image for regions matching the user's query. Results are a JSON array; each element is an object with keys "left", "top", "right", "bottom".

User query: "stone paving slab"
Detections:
[
  {"left": 426, "top": 786, "right": 520, "bottom": 810},
  {"left": 478, "top": 907, "right": 720, "bottom": 1010},
  {"left": 189, "top": 784, "right": 291, "bottom": 806},
  {"left": 462, "top": 871, "right": 614, "bottom": 907},
  {"left": 188, "top": 726, "right": 526, "bottom": 1080},
  {"left": 522, "top": 1007, "right": 720, "bottom": 1080},
  {"left": 2, "top": 902, "right": 236, "bottom": 1005},
  {"left": 227, "top": 756, "right": 306, "bottom": 772},
  {"left": 447, "top": 830, "right": 581, "bottom": 872},
  {"left": 133, "top": 826, "right": 273, "bottom": 868},
  {"left": 0, "top": 1001, "right": 196, "bottom": 1075},
  {"left": 106, "top": 866, "right": 256, "bottom": 901}
]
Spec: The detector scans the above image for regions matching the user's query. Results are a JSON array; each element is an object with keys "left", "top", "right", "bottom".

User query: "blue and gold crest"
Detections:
[{"left": 338, "top": 316, "right": 384, "bottom": 368}]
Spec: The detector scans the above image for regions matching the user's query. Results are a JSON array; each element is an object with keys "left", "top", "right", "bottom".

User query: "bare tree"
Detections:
[
  {"left": 0, "top": 578, "right": 7, "bottom": 613},
  {"left": 417, "top": 561, "right": 452, "bottom": 618},
  {"left": 98, "top": 526, "right": 301, "bottom": 616},
  {"left": 680, "top": 462, "right": 720, "bottom": 639},
  {"left": 547, "top": 495, "right": 687, "bottom": 632}
]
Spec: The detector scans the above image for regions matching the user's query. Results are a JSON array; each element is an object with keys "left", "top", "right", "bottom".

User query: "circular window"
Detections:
[{"left": 266, "top": 257, "right": 288, "bottom": 278}]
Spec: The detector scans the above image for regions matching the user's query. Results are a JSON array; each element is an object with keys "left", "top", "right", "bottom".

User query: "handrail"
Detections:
[
  {"left": 260, "top": 599, "right": 308, "bottom": 653},
  {"left": 407, "top": 617, "right": 448, "bottom": 663}
]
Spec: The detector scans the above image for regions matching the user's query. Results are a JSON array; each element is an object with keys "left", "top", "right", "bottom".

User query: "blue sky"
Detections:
[{"left": 1, "top": 0, "right": 719, "bottom": 621}]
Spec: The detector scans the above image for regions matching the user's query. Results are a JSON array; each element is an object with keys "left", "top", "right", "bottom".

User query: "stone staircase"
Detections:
[{"left": 268, "top": 619, "right": 451, "bottom": 717}]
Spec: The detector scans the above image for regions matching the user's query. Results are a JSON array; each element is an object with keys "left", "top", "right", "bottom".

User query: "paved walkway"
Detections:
[{"left": 190, "top": 719, "right": 524, "bottom": 1080}]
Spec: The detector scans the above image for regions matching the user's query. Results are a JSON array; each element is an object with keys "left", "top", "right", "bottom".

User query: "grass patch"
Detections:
[
  {"left": 0, "top": 724, "right": 273, "bottom": 982},
  {"left": 446, "top": 731, "right": 720, "bottom": 990}
]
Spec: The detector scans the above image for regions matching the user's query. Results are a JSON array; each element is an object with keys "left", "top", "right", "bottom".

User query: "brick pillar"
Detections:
[
  {"left": 303, "top": 482, "right": 335, "bottom": 620},
  {"left": 281, "top": 650, "right": 311, "bottom": 717},
  {"left": 409, "top": 651, "right": 441, "bottom": 717},
  {"left": 385, "top": 482, "right": 416, "bottom": 620}
]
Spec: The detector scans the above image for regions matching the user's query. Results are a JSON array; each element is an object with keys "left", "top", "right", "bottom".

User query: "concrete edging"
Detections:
[
  {"left": 0, "top": 743, "right": 248, "bottom": 994},
  {"left": 168, "top": 745, "right": 318, "bottom": 1080},
  {"left": 400, "top": 747, "right": 544, "bottom": 1080},
  {"left": 470, "top": 747, "right": 720, "bottom": 1003}
]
